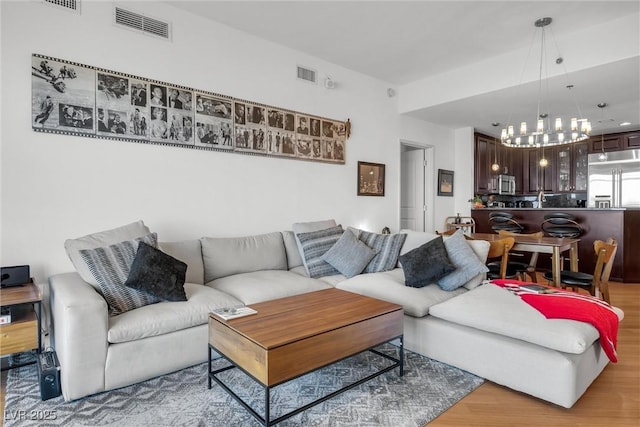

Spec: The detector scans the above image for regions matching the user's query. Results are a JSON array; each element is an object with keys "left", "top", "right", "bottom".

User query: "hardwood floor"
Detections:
[{"left": 1, "top": 282, "right": 638, "bottom": 426}]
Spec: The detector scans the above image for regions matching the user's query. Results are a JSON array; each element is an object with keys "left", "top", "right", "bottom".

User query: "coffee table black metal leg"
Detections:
[
  {"left": 265, "top": 385, "right": 271, "bottom": 427},
  {"left": 399, "top": 335, "right": 404, "bottom": 376},
  {"left": 208, "top": 345, "right": 212, "bottom": 390}
]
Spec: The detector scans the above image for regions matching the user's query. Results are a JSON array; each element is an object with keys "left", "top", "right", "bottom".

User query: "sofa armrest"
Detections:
[{"left": 49, "top": 272, "right": 109, "bottom": 401}]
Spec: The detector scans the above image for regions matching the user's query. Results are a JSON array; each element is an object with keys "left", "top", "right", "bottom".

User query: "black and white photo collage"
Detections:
[{"left": 32, "top": 54, "right": 347, "bottom": 164}]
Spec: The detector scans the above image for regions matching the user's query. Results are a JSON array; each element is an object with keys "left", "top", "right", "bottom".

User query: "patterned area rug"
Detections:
[{"left": 4, "top": 345, "right": 483, "bottom": 426}]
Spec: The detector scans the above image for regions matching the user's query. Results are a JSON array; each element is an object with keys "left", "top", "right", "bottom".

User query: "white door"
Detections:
[{"left": 401, "top": 148, "right": 426, "bottom": 231}]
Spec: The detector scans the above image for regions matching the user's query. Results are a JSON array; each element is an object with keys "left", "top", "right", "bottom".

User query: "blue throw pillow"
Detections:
[
  {"left": 438, "top": 230, "right": 489, "bottom": 291},
  {"left": 399, "top": 236, "right": 455, "bottom": 288},
  {"left": 321, "top": 229, "right": 377, "bottom": 278}
]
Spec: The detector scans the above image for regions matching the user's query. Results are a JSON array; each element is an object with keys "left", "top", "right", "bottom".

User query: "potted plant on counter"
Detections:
[{"left": 469, "top": 195, "right": 484, "bottom": 208}]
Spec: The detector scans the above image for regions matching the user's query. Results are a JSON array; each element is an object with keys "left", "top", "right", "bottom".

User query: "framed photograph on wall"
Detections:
[
  {"left": 437, "top": 169, "right": 454, "bottom": 196},
  {"left": 358, "top": 161, "right": 385, "bottom": 196}
]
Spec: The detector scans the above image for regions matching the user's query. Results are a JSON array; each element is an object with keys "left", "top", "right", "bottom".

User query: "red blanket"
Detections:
[{"left": 491, "top": 279, "right": 620, "bottom": 362}]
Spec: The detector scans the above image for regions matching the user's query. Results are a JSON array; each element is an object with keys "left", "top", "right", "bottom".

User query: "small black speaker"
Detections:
[
  {"left": 37, "top": 351, "right": 61, "bottom": 401},
  {"left": 1, "top": 265, "right": 30, "bottom": 287}
]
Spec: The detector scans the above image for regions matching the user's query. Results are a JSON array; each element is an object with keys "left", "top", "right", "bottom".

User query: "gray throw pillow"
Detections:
[
  {"left": 296, "top": 225, "right": 344, "bottom": 278},
  {"left": 438, "top": 230, "right": 489, "bottom": 291},
  {"left": 399, "top": 236, "right": 456, "bottom": 288},
  {"left": 125, "top": 242, "right": 188, "bottom": 302},
  {"left": 358, "top": 230, "right": 407, "bottom": 273},
  {"left": 79, "top": 233, "right": 161, "bottom": 315},
  {"left": 321, "top": 229, "right": 377, "bottom": 278}
]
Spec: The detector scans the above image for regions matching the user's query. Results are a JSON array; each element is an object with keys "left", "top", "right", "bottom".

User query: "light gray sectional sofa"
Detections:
[{"left": 49, "top": 220, "right": 623, "bottom": 408}]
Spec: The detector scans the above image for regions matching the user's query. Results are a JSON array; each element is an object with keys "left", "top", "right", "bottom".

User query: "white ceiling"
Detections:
[{"left": 167, "top": 1, "right": 640, "bottom": 138}]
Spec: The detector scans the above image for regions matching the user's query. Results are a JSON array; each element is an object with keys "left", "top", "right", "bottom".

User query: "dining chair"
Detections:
[
  {"left": 543, "top": 238, "right": 618, "bottom": 302},
  {"left": 497, "top": 230, "right": 544, "bottom": 282},
  {"left": 484, "top": 236, "right": 516, "bottom": 279}
]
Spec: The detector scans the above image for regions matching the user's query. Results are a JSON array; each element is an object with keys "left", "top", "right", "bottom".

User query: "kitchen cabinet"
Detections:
[
  {"left": 474, "top": 134, "right": 496, "bottom": 193},
  {"left": 474, "top": 133, "right": 523, "bottom": 194},
  {"left": 522, "top": 148, "right": 554, "bottom": 194},
  {"left": 624, "top": 132, "right": 640, "bottom": 148},
  {"left": 554, "top": 141, "right": 588, "bottom": 192},
  {"left": 589, "top": 134, "right": 623, "bottom": 152}
]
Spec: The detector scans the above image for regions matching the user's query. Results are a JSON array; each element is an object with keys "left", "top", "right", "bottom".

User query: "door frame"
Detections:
[{"left": 400, "top": 140, "right": 435, "bottom": 232}]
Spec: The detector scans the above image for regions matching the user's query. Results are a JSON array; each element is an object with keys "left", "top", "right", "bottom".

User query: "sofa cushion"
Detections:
[
  {"left": 159, "top": 240, "right": 204, "bottom": 285},
  {"left": 79, "top": 233, "right": 161, "bottom": 316},
  {"left": 336, "top": 268, "right": 466, "bottom": 317},
  {"left": 399, "top": 236, "right": 455, "bottom": 288},
  {"left": 428, "top": 284, "right": 620, "bottom": 354},
  {"left": 201, "top": 232, "right": 287, "bottom": 282},
  {"left": 108, "top": 283, "right": 243, "bottom": 344},
  {"left": 124, "top": 242, "right": 188, "bottom": 302},
  {"left": 282, "top": 230, "right": 304, "bottom": 270},
  {"left": 321, "top": 229, "right": 376, "bottom": 278},
  {"left": 358, "top": 230, "right": 407, "bottom": 273},
  {"left": 438, "top": 230, "right": 489, "bottom": 291},
  {"left": 206, "top": 270, "right": 333, "bottom": 305},
  {"left": 296, "top": 225, "right": 344, "bottom": 278},
  {"left": 65, "top": 220, "right": 151, "bottom": 289}
]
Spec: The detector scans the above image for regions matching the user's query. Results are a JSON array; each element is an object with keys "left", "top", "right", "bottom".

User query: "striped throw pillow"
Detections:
[
  {"left": 296, "top": 225, "right": 344, "bottom": 278},
  {"left": 79, "top": 233, "right": 161, "bottom": 315},
  {"left": 358, "top": 230, "right": 407, "bottom": 273}
]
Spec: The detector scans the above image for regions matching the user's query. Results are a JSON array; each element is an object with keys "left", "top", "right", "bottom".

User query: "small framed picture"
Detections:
[
  {"left": 437, "top": 169, "right": 454, "bottom": 196},
  {"left": 358, "top": 161, "right": 385, "bottom": 196}
]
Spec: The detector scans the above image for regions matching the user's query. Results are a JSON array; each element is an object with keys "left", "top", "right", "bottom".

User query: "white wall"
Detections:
[{"left": 0, "top": 1, "right": 469, "bottom": 285}]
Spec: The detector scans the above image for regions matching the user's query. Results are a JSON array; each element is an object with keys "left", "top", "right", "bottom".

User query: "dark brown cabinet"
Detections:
[
  {"left": 554, "top": 142, "right": 588, "bottom": 192},
  {"left": 624, "top": 132, "right": 640, "bottom": 148},
  {"left": 522, "top": 148, "right": 554, "bottom": 194},
  {"left": 474, "top": 133, "right": 523, "bottom": 194}
]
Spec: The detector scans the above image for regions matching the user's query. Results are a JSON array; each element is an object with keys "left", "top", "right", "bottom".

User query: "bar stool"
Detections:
[
  {"left": 541, "top": 213, "right": 582, "bottom": 238},
  {"left": 488, "top": 212, "right": 524, "bottom": 234}
]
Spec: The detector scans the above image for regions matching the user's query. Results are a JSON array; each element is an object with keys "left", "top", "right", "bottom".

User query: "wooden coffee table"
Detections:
[{"left": 208, "top": 288, "right": 404, "bottom": 426}]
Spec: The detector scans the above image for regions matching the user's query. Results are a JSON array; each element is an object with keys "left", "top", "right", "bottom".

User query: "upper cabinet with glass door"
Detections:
[{"left": 555, "top": 142, "right": 588, "bottom": 192}]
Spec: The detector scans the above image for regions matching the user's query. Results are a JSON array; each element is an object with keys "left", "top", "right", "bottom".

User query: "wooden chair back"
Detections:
[
  {"left": 498, "top": 230, "right": 544, "bottom": 279},
  {"left": 486, "top": 237, "right": 515, "bottom": 279},
  {"left": 593, "top": 238, "right": 618, "bottom": 303}
]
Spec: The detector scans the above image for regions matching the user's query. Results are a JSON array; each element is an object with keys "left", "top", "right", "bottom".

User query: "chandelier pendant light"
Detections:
[{"left": 500, "top": 17, "right": 591, "bottom": 148}]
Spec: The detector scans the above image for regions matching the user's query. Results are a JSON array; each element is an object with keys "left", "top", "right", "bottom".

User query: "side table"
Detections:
[{"left": 0, "top": 280, "right": 42, "bottom": 370}]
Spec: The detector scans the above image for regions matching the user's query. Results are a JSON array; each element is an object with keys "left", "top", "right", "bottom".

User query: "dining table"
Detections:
[{"left": 470, "top": 233, "right": 580, "bottom": 287}]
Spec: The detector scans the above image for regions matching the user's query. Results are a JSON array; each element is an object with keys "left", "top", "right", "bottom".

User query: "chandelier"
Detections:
[{"left": 500, "top": 17, "right": 591, "bottom": 148}]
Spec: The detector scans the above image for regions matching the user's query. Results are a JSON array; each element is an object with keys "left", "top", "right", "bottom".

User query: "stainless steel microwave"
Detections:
[{"left": 496, "top": 174, "right": 516, "bottom": 195}]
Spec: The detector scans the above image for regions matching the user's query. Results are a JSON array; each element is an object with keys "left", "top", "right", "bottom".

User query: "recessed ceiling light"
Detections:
[{"left": 620, "top": 122, "right": 632, "bottom": 126}]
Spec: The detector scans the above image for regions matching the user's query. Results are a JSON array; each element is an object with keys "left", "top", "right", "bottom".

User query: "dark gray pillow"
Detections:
[
  {"left": 125, "top": 242, "right": 188, "bottom": 302},
  {"left": 321, "top": 229, "right": 376, "bottom": 278},
  {"left": 399, "top": 236, "right": 456, "bottom": 288}
]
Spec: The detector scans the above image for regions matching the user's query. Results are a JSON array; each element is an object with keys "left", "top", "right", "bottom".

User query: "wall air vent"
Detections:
[
  {"left": 114, "top": 6, "right": 171, "bottom": 41},
  {"left": 42, "top": 0, "right": 80, "bottom": 14},
  {"left": 297, "top": 66, "right": 317, "bottom": 84}
]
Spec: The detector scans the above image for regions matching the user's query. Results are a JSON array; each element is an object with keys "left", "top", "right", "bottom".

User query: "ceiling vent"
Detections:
[
  {"left": 42, "top": 0, "right": 80, "bottom": 14},
  {"left": 114, "top": 6, "right": 171, "bottom": 41},
  {"left": 297, "top": 66, "right": 317, "bottom": 84}
]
